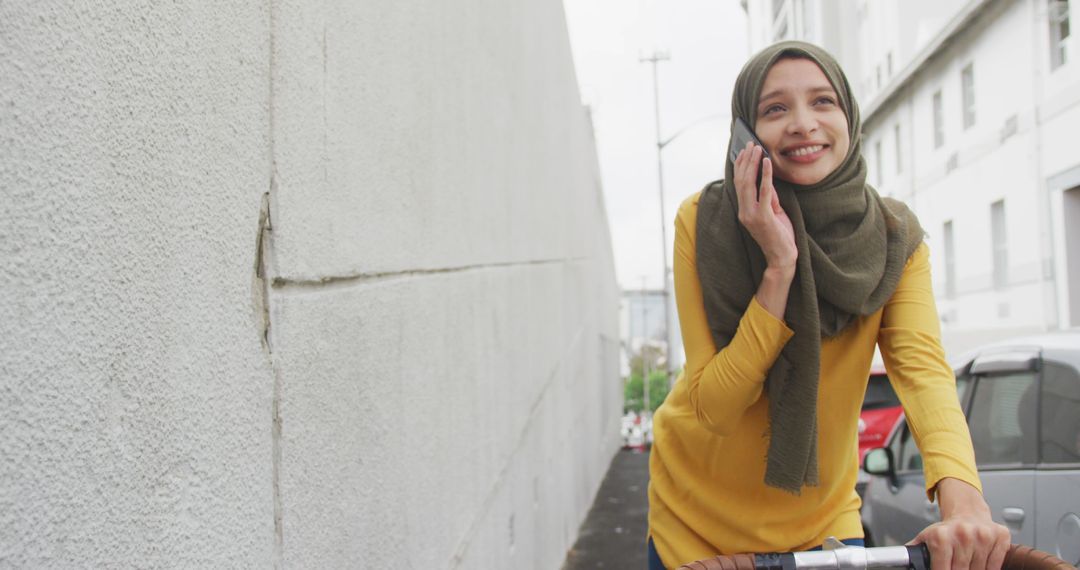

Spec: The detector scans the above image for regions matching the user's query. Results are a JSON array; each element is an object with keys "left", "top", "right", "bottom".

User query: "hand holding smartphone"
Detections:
[{"left": 729, "top": 117, "right": 770, "bottom": 201}]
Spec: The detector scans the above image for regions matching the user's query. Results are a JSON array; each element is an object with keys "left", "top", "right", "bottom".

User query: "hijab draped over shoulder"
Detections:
[{"left": 695, "top": 41, "right": 924, "bottom": 494}]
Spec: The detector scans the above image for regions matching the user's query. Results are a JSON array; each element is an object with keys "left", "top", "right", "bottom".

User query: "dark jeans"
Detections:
[{"left": 647, "top": 537, "right": 866, "bottom": 570}]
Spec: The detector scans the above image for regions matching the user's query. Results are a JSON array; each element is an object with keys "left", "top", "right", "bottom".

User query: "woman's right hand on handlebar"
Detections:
[{"left": 733, "top": 141, "right": 797, "bottom": 273}]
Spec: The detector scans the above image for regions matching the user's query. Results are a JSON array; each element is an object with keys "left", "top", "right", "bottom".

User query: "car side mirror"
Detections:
[{"left": 863, "top": 447, "right": 897, "bottom": 486}]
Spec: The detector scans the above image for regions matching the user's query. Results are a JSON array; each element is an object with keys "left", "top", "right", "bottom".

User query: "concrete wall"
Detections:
[{"left": 0, "top": 1, "right": 622, "bottom": 568}]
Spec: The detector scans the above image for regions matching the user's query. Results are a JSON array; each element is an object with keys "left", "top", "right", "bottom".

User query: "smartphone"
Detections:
[{"left": 729, "top": 117, "right": 770, "bottom": 201}]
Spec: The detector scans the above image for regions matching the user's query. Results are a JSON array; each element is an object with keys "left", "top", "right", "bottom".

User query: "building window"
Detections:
[
  {"left": 771, "top": 0, "right": 790, "bottom": 42},
  {"left": 887, "top": 52, "right": 894, "bottom": 77},
  {"left": 775, "top": 17, "right": 789, "bottom": 40},
  {"left": 773, "top": 0, "right": 787, "bottom": 19},
  {"left": 991, "top": 200, "right": 1008, "bottom": 289},
  {"left": 876, "top": 65, "right": 882, "bottom": 90},
  {"left": 874, "top": 140, "right": 884, "bottom": 186},
  {"left": 894, "top": 124, "right": 903, "bottom": 174},
  {"left": 944, "top": 221, "right": 956, "bottom": 298},
  {"left": 933, "top": 90, "right": 945, "bottom": 148},
  {"left": 801, "top": 0, "right": 816, "bottom": 40},
  {"left": 1050, "top": 0, "right": 1071, "bottom": 70},
  {"left": 962, "top": 63, "right": 976, "bottom": 129}
]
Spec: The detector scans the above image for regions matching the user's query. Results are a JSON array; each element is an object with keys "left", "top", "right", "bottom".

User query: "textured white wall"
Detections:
[
  {"left": 0, "top": 3, "right": 276, "bottom": 567},
  {"left": 1, "top": 1, "right": 621, "bottom": 567}
]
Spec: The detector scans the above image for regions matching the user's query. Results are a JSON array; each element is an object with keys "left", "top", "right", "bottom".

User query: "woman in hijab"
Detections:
[{"left": 646, "top": 41, "right": 1010, "bottom": 570}]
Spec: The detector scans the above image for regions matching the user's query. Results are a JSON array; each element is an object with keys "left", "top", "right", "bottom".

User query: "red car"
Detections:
[{"left": 858, "top": 366, "right": 902, "bottom": 463}]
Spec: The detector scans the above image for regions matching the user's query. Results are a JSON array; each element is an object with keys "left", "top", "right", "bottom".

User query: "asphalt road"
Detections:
[{"left": 562, "top": 448, "right": 651, "bottom": 569}]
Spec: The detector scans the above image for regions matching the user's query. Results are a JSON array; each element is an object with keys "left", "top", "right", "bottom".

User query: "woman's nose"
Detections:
[{"left": 786, "top": 105, "right": 817, "bottom": 135}]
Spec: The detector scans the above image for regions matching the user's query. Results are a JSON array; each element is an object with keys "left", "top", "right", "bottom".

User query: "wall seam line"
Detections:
[
  {"left": 271, "top": 256, "right": 591, "bottom": 291},
  {"left": 267, "top": 0, "right": 284, "bottom": 566}
]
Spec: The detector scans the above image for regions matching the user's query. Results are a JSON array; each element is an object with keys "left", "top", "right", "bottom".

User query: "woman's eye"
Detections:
[
  {"left": 762, "top": 104, "right": 784, "bottom": 115},
  {"left": 815, "top": 97, "right": 836, "bottom": 106}
]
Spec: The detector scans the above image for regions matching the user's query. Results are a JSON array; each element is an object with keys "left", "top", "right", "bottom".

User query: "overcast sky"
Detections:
[{"left": 562, "top": 0, "right": 750, "bottom": 291}]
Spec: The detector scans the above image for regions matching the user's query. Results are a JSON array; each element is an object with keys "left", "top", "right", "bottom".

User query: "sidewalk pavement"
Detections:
[{"left": 562, "top": 448, "right": 651, "bottom": 569}]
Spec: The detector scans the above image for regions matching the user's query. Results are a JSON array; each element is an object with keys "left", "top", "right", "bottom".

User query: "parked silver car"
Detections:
[{"left": 860, "top": 330, "right": 1080, "bottom": 565}]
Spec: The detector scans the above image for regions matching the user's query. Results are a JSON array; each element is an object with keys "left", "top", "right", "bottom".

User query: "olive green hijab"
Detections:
[{"left": 695, "top": 41, "right": 924, "bottom": 493}]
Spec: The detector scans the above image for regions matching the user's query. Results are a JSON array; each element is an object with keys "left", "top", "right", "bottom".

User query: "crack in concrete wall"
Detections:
[
  {"left": 254, "top": 192, "right": 274, "bottom": 350},
  {"left": 253, "top": 186, "right": 283, "bottom": 569},
  {"left": 257, "top": 187, "right": 285, "bottom": 570}
]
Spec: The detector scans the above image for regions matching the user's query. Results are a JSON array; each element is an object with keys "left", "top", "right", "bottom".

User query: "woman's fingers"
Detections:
[
  {"left": 910, "top": 517, "right": 1011, "bottom": 570},
  {"left": 735, "top": 145, "right": 772, "bottom": 225},
  {"left": 733, "top": 142, "right": 757, "bottom": 209},
  {"left": 935, "top": 541, "right": 956, "bottom": 570},
  {"left": 911, "top": 525, "right": 955, "bottom": 570},
  {"left": 748, "top": 145, "right": 763, "bottom": 199},
  {"left": 985, "top": 533, "right": 1009, "bottom": 570},
  {"left": 965, "top": 536, "right": 991, "bottom": 570},
  {"left": 760, "top": 156, "right": 775, "bottom": 208},
  {"left": 733, "top": 146, "right": 797, "bottom": 269}
]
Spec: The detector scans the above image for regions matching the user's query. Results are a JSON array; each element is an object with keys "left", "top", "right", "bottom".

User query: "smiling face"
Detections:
[{"left": 754, "top": 57, "right": 851, "bottom": 186}]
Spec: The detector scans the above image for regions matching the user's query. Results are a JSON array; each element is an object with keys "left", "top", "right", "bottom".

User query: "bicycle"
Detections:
[{"left": 677, "top": 538, "right": 1075, "bottom": 570}]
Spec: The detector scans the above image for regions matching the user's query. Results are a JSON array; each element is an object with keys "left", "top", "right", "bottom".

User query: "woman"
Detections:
[{"left": 646, "top": 41, "right": 1010, "bottom": 570}]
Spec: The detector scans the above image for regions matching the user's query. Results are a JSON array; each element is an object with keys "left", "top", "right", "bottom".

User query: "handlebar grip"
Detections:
[
  {"left": 678, "top": 552, "right": 758, "bottom": 570},
  {"left": 754, "top": 553, "right": 797, "bottom": 570},
  {"left": 1003, "top": 544, "right": 1075, "bottom": 570},
  {"left": 907, "top": 544, "right": 930, "bottom": 570}
]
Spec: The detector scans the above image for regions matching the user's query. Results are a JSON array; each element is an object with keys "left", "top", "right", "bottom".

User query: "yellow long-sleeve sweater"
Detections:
[{"left": 647, "top": 192, "right": 981, "bottom": 567}]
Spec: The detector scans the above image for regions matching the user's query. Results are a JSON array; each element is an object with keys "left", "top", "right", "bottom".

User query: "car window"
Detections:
[
  {"left": 955, "top": 373, "right": 972, "bottom": 407},
  {"left": 968, "top": 372, "right": 1038, "bottom": 466},
  {"left": 863, "top": 373, "right": 900, "bottom": 410},
  {"left": 890, "top": 374, "right": 970, "bottom": 473},
  {"left": 1039, "top": 361, "right": 1080, "bottom": 464},
  {"left": 897, "top": 423, "right": 922, "bottom": 472},
  {"left": 888, "top": 416, "right": 905, "bottom": 457}
]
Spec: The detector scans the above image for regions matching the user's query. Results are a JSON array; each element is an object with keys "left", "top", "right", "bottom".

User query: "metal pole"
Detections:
[
  {"left": 640, "top": 51, "right": 674, "bottom": 389},
  {"left": 640, "top": 277, "right": 650, "bottom": 416}
]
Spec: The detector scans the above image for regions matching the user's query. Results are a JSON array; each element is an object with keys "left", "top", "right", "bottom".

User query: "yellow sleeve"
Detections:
[
  {"left": 878, "top": 243, "right": 981, "bottom": 501},
  {"left": 674, "top": 193, "right": 794, "bottom": 435}
]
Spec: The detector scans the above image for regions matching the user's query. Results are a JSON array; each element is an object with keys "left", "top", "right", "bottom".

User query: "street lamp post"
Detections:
[
  {"left": 640, "top": 276, "right": 650, "bottom": 416},
  {"left": 640, "top": 51, "right": 729, "bottom": 389},
  {"left": 640, "top": 50, "right": 674, "bottom": 389}
]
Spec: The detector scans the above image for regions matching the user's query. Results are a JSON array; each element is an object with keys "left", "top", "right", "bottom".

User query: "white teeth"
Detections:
[{"left": 787, "top": 145, "right": 823, "bottom": 157}]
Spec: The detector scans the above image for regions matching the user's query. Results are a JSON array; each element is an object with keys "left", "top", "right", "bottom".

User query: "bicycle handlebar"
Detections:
[
  {"left": 678, "top": 542, "right": 1075, "bottom": 570},
  {"left": 678, "top": 544, "right": 928, "bottom": 570}
]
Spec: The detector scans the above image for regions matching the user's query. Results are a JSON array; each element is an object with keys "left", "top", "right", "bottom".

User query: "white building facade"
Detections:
[{"left": 744, "top": 0, "right": 1079, "bottom": 355}]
